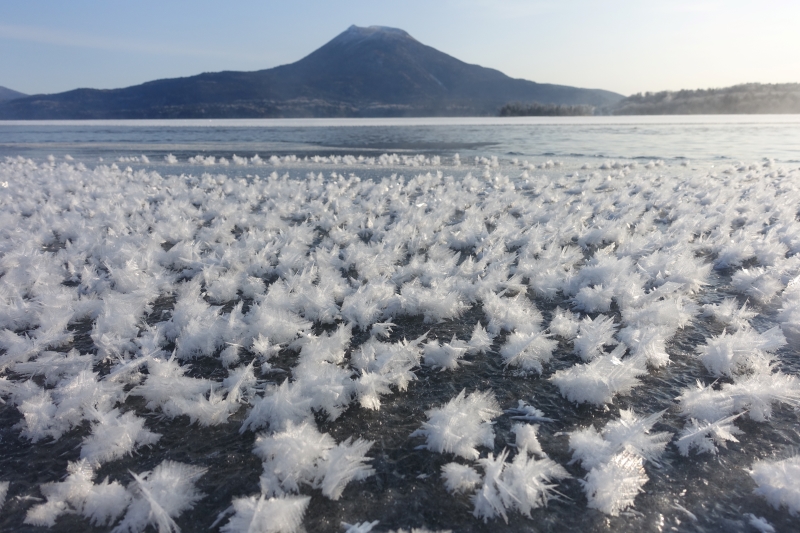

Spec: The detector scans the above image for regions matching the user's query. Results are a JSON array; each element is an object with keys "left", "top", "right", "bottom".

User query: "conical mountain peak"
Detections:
[
  {"left": 332, "top": 25, "right": 416, "bottom": 45},
  {"left": 345, "top": 25, "right": 412, "bottom": 37},
  {"left": 0, "top": 26, "right": 623, "bottom": 118}
]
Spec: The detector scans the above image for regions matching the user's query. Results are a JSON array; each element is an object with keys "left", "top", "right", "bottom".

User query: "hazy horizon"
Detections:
[{"left": 1, "top": 0, "right": 798, "bottom": 97}]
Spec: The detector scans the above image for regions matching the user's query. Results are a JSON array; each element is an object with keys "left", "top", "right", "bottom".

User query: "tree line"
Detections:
[
  {"left": 613, "top": 83, "right": 800, "bottom": 114},
  {"left": 499, "top": 102, "right": 596, "bottom": 116}
]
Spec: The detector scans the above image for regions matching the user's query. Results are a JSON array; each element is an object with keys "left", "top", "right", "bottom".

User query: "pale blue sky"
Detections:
[{"left": 1, "top": 0, "right": 798, "bottom": 97}]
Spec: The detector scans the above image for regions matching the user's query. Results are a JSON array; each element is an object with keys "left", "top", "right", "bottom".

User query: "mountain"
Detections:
[
  {"left": 0, "top": 26, "right": 623, "bottom": 119},
  {"left": 0, "top": 86, "right": 27, "bottom": 103},
  {"left": 613, "top": 83, "right": 800, "bottom": 115}
]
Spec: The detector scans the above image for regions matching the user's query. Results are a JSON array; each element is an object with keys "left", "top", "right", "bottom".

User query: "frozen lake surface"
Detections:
[
  {"left": 2, "top": 115, "right": 800, "bottom": 164},
  {"left": 1, "top": 116, "right": 800, "bottom": 532}
]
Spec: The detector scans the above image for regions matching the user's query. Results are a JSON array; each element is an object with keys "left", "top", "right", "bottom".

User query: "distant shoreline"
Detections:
[{"left": 2, "top": 114, "right": 800, "bottom": 127}]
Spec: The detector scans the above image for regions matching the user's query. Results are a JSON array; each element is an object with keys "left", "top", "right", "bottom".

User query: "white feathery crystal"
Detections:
[
  {"left": 254, "top": 420, "right": 336, "bottom": 494},
  {"left": 695, "top": 326, "right": 786, "bottom": 378},
  {"left": 342, "top": 520, "right": 380, "bottom": 533},
  {"left": 481, "top": 291, "right": 543, "bottom": 335},
  {"left": 731, "top": 267, "right": 783, "bottom": 303},
  {"left": 677, "top": 379, "right": 736, "bottom": 422},
  {"left": 131, "top": 355, "right": 212, "bottom": 411},
  {"left": 569, "top": 410, "right": 672, "bottom": 515},
  {"left": 500, "top": 451, "right": 569, "bottom": 517},
  {"left": 616, "top": 324, "right": 671, "bottom": 368},
  {"left": 750, "top": 455, "right": 800, "bottom": 515},
  {"left": 352, "top": 334, "right": 425, "bottom": 410},
  {"left": 24, "top": 459, "right": 131, "bottom": 528},
  {"left": 220, "top": 494, "right": 310, "bottom": 533},
  {"left": 701, "top": 298, "right": 756, "bottom": 331},
  {"left": 0, "top": 481, "right": 8, "bottom": 511},
  {"left": 511, "top": 423, "right": 544, "bottom": 457},
  {"left": 470, "top": 448, "right": 569, "bottom": 522},
  {"left": 112, "top": 461, "right": 206, "bottom": 533},
  {"left": 581, "top": 449, "right": 648, "bottom": 516},
  {"left": 471, "top": 449, "right": 511, "bottom": 523},
  {"left": 411, "top": 389, "right": 501, "bottom": 460},
  {"left": 572, "top": 284, "right": 614, "bottom": 313},
  {"left": 80, "top": 408, "right": 160, "bottom": 465},
  {"left": 293, "top": 359, "right": 355, "bottom": 421},
  {"left": 572, "top": 314, "right": 618, "bottom": 362},
  {"left": 746, "top": 514, "right": 776, "bottom": 533},
  {"left": 423, "top": 336, "right": 469, "bottom": 370},
  {"left": 467, "top": 322, "right": 494, "bottom": 353},
  {"left": 569, "top": 409, "right": 672, "bottom": 470},
  {"left": 441, "top": 463, "right": 482, "bottom": 494},
  {"left": 674, "top": 414, "right": 743, "bottom": 456},
  {"left": 505, "top": 399, "right": 553, "bottom": 423},
  {"left": 240, "top": 379, "right": 313, "bottom": 433},
  {"left": 550, "top": 346, "right": 647, "bottom": 407},
  {"left": 251, "top": 334, "right": 281, "bottom": 364},
  {"left": 314, "top": 437, "right": 375, "bottom": 500},
  {"left": 548, "top": 307, "right": 579, "bottom": 339},
  {"left": 83, "top": 478, "right": 132, "bottom": 527},
  {"left": 25, "top": 459, "right": 95, "bottom": 527},
  {"left": 499, "top": 330, "right": 557, "bottom": 374},
  {"left": 677, "top": 373, "right": 800, "bottom": 425}
]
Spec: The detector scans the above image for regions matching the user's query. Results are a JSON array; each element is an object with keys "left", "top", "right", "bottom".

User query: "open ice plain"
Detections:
[{"left": 1, "top": 118, "right": 800, "bottom": 532}]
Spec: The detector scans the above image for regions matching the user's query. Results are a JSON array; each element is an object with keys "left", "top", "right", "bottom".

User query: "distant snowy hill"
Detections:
[
  {"left": 0, "top": 25, "right": 623, "bottom": 119},
  {"left": 0, "top": 86, "right": 26, "bottom": 102},
  {"left": 613, "top": 83, "right": 800, "bottom": 114}
]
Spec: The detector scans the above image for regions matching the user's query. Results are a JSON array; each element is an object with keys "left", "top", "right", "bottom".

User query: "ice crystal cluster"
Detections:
[
  {"left": 413, "top": 391, "right": 569, "bottom": 522},
  {"left": 568, "top": 410, "right": 672, "bottom": 515},
  {"left": 0, "top": 153, "right": 799, "bottom": 531}
]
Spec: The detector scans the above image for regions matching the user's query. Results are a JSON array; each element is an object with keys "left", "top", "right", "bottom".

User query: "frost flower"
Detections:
[{"left": 411, "top": 389, "right": 501, "bottom": 460}]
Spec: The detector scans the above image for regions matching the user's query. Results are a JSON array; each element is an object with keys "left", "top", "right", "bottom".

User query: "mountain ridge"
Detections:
[
  {"left": 0, "top": 25, "right": 623, "bottom": 119},
  {"left": 613, "top": 83, "right": 800, "bottom": 115},
  {"left": 0, "top": 86, "right": 27, "bottom": 103}
]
